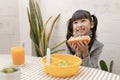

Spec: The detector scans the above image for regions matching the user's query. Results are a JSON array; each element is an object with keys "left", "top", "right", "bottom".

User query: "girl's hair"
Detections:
[{"left": 66, "top": 10, "right": 98, "bottom": 55}]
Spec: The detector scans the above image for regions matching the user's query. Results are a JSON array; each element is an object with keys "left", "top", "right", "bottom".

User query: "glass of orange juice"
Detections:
[{"left": 11, "top": 42, "right": 25, "bottom": 66}]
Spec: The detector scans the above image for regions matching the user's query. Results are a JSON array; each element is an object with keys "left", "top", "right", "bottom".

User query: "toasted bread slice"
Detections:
[{"left": 67, "top": 36, "right": 91, "bottom": 43}]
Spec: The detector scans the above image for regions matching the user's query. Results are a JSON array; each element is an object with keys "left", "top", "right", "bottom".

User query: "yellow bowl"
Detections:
[{"left": 41, "top": 53, "right": 82, "bottom": 77}]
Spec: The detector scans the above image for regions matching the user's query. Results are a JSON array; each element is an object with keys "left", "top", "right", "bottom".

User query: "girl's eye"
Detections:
[
  {"left": 81, "top": 19, "right": 85, "bottom": 22},
  {"left": 73, "top": 21, "right": 78, "bottom": 24}
]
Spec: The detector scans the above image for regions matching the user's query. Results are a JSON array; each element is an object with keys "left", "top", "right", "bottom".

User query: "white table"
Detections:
[{"left": 0, "top": 54, "right": 120, "bottom": 80}]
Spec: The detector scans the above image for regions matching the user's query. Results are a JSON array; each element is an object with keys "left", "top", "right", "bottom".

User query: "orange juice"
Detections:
[{"left": 11, "top": 46, "right": 25, "bottom": 65}]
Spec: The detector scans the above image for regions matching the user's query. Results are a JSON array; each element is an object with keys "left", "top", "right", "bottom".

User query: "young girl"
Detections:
[{"left": 66, "top": 10, "right": 104, "bottom": 68}]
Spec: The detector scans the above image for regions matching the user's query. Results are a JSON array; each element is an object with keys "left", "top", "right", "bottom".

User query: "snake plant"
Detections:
[{"left": 27, "top": 0, "right": 65, "bottom": 57}]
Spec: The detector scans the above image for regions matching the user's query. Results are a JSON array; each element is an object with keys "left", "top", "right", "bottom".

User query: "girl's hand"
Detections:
[
  {"left": 67, "top": 41, "right": 89, "bottom": 58},
  {"left": 76, "top": 41, "right": 89, "bottom": 58},
  {"left": 67, "top": 42, "right": 78, "bottom": 51},
  {"left": 76, "top": 41, "right": 88, "bottom": 52}
]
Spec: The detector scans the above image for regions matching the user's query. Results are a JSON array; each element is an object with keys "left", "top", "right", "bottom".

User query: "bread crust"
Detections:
[{"left": 67, "top": 36, "right": 91, "bottom": 43}]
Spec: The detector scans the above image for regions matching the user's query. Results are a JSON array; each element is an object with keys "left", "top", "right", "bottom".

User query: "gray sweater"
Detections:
[{"left": 66, "top": 40, "right": 104, "bottom": 68}]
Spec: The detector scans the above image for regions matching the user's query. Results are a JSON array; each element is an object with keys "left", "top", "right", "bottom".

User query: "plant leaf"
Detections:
[
  {"left": 51, "top": 49, "right": 65, "bottom": 54},
  {"left": 99, "top": 60, "right": 108, "bottom": 71},
  {"left": 51, "top": 40, "right": 66, "bottom": 51},
  {"left": 47, "top": 14, "right": 60, "bottom": 44},
  {"left": 44, "top": 16, "right": 52, "bottom": 29},
  {"left": 41, "top": 29, "right": 47, "bottom": 56},
  {"left": 32, "top": 41, "right": 43, "bottom": 57},
  {"left": 36, "top": 2, "right": 44, "bottom": 30},
  {"left": 35, "top": 2, "right": 44, "bottom": 33},
  {"left": 109, "top": 60, "right": 114, "bottom": 72},
  {"left": 28, "top": 0, "right": 40, "bottom": 45}
]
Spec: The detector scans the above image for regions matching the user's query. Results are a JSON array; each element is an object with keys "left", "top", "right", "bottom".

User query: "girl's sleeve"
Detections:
[{"left": 81, "top": 44, "right": 104, "bottom": 68}]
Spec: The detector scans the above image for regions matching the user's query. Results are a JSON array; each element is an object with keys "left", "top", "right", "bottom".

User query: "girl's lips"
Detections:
[
  {"left": 77, "top": 29, "right": 85, "bottom": 32},
  {"left": 75, "top": 28, "right": 86, "bottom": 35},
  {"left": 76, "top": 29, "right": 85, "bottom": 36},
  {"left": 76, "top": 28, "right": 85, "bottom": 30}
]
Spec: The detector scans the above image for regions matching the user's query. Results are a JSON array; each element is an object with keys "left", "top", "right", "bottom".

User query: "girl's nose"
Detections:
[{"left": 77, "top": 23, "right": 82, "bottom": 27}]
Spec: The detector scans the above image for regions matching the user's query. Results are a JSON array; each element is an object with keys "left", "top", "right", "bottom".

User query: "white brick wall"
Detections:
[{"left": 0, "top": 0, "right": 19, "bottom": 54}]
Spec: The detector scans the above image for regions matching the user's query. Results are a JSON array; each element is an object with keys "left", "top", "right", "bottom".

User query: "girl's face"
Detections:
[{"left": 73, "top": 18, "right": 93, "bottom": 36}]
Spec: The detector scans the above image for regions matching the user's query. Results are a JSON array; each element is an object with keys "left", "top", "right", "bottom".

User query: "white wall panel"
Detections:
[{"left": 0, "top": 0, "right": 19, "bottom": 54}]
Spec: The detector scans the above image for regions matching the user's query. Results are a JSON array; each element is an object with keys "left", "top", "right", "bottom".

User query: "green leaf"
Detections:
[
  {"left": 109, "top": 60, "right": 114, "bottom": 72},
  {"left": 99, "top": 60, "right": 108, "bottom": 71},
  {"left": 51, "top": 49, "right": 65, "bottom": 54},
  {"left": 47, "top": 14, "right": 61, "bottom": 43},
  {"left": 41, "top": 29, "right": 47, "bottom": 56},
  {"left": 51, "top": 40, "right": 66, "bottom": 51},
  {"left": 27, "top": 9, "right": 39, "bottom": 47},
  {"left": 44, "top": 16, "right": 52, "bottom": 29},
  {"left": 36, "top": 2, "right": 44, "bottom": 31},
  {"left": 32, "top": 41, "right": 43, "bottom": 57},
  {"left": 28, "top": 0, "right": 40, "bottom": 45}
]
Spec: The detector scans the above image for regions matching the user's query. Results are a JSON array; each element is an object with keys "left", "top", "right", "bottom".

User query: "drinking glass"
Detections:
[{"left": 11, "top": 41, "right": 25, "bottom": 66}]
